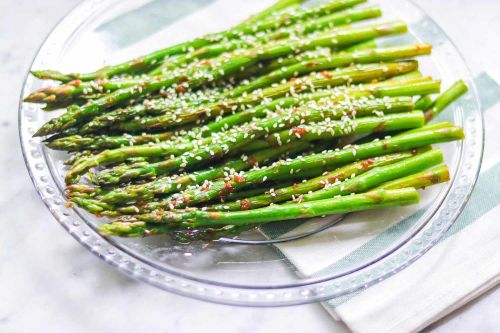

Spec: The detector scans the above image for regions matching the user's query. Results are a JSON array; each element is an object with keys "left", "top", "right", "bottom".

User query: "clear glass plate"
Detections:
[{"left": 19, "top": 0, "right": 483, "bottom": 306}]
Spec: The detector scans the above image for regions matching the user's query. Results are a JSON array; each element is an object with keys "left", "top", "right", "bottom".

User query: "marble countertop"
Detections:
[{"left": 1, "top": 1, "right": 499, "bottom": 332}]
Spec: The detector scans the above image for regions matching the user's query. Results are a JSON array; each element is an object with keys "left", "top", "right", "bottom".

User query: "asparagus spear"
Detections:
[
  {"left": 33, "top": 21, "right": 408, "bottom": 137},
  {"left": 181, "top": 164, "right": 451, "bottom": 241},
  {"left": 424, "top": 80, "right": 468, "bottom": 121},
  {"left": 80, "top": 75, "right": 436, "bottom": 137},
  {"left": 84, "top": 162, "right": 451, "bottom": 224},
  {"left": 92, "top": 110, "right": 425, "bottom": 186},
  {"left": 79, "top": 44, "right": 424, "bottom": 135},
  {"left": 47, "top": 132, "right": 178, "bottom": 151},
  {"left": 149, "top": 5, "right": 383, "bottom": 76},
  {"left": 353, "top": 80, "right": 468, "bottom": 145},
  {"left": 152, "top": 125, "right": 463, "bottom": 209},
  {"left": 262, "top": 39, "right": 377, "bottom": 74},
  {"left": 248, "top": 110, "right": 424, "bottom": 148},
  {"left": 62, "top": 95, "right": 416, "bottom": 180},
  {"left": 89, "top": 141, "right": 312, "bottom": 205},
  {"left": 226, "top": 43, "right": 431, "bottom": 98},
  {"left": 66, "top": 94, "right": 414, "bottom": 160},
  {"left": 109, "top": 61, "right": 417, "bottom": 134},
  {"left": 32, "top": 0, "right": 364, "bottom": 82},
  {"left": 24, "top": 77, "right": 149, "bottom": 104},
  {"left": 375, "top": 164, "right": 450, "bottom": 190},
  {"left": 211, "top": 149, "right": 424, "bottom": 211},
  {"left": 52, "top": 78, "right": 439, "bottom": 155},
  {"left": 415, "top": 95, "right": 433, "bottom": 110},
  {"left": 99, "top": 188, "right": 420, "bottom": 236},
  {"left": 299, "top": 148, "right": 443, "bottom": 202},
  {"left": 199, "top": 77, "right": 439, "bottom": 137}
]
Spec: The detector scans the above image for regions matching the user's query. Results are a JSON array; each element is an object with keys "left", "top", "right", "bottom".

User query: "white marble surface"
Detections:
[{"left": 1, "top": 0, "right": 499, "bottom": 332}]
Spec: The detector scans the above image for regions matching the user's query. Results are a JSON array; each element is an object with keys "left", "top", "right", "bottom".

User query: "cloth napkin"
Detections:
[{"left": 274, "top": 72, "right": 500, "bottom": 333}]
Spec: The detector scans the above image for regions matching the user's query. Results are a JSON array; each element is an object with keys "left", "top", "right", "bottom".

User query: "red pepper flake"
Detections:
[
  {"left": 430, "top": 174, "right": 440, "bottom": 184},
  {"left": 224, "top": 180, "right": 234, "bottom": 192},
  {"left": 176, "top": 85, "right": 186, "bottom": 94},
  {"left": 69, "top": 79, "right": 82, "bottom": 87},
  {"left": 240, "top": 199, "right": 252, "bottom": 210},
  {"left": 371, "top": 79, "right": 378, "bottom": 84},
  {"left": 424, "top": 111, "right": 433, "bottom": 121},
  {"left": 320, "top": 71, "right": 332, "bottom": 79},
  {"left": 328, "top": 176, "right": 338, "bottom": 183},
  {"left": 208, "top": 212, "right": 222, "bottom": 219},
  {"left": 64, "top": 202, "right": 73, "bottom": 208},
  {"left": 361, "top": 159, "right": 375, "bottom": 169},
  {"left": 200, "top": 59, "right": 211, "bottom": 65},
  {"left": 292, "top": 183, "right": 299, "bottom": 189},
  {"left": 289, "top": 77, "right": 297, "bottom": 83},
  {"left": 233, "top": 175, "right": 246, "bottom": 183},
  {"left": 247, "top": 156, "right": 258, "bottom": 166},
  {"left": 291, "top": 127, "right": 308, "bottom": 135}
]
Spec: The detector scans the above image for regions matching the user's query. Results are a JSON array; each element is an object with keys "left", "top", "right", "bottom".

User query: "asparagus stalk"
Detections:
[
  {"left": 200, "top": 77, "right": 439, "bottom": 137},
  {"left": 67, "top": 143, "right": 325, "bottom": 214},
  {"left": 226, "top": 43, "right": 431, "bottom": 98},
  {"left": 154, "top": 125, "right": 463, "bottom": 209},
  {"left": 424, "top": 80, "right": 468, "bottom": 121},
  {"left": 65, "top": 95, "right": 414, "bottom": 180},
  {"left": 375, "top": 164, "right": 450, "bottom": 190},
  {"left": 80, "top": 76, "right": 437, "bottom": 137},
  {"left": 149, "top": 5, "right": 383, "bottom": 76},
  {"left": 79, "top": 45, "right": 424, "bottom": 134},
  {"left": 78, "top": 162, "right": 451, "bottom": 220},
  {"left": 211, "top": 149, "right": 424, "bottom": 211},
  {"left": 91, "top": 111, "right": 425, "bottom": 186},
  {"left": 299, "top": 148, "right": 443, "bottom": 202},
  {"left": 353, "top": 80, "right": 468, "bottom": 145},
  {"left": 32, "top": 0, "right": 365, "bottom": 82},
  {"left": 47, "top": 132, "right": 177, "bottom": 151},
  {"left": 254, "top": 111, "right": 425, "bottom": 148},
  {"left": 262, "top": 39, "right": 377, "bottom": 74},
  {"left": 33, "top": 21, "right": 408, "bottom": 137},
  {"left": 99, "top": 188, "right": 420, "bottom": 236},
  {"left": 53, "top": 78, "right": 439, "bottom": 156},
  {"left": 109, "top": 61, "right": 417, "bottom": 134},
  {"left": 89, "top": 141, "right": 312, "bottom": 205},
  {"left": 415, "top": 95, "right": 433, "bottom": 110},
  {"left": 237, "top": 38, "right": 380, "bottom": 82},
  {"left": 225, "top": 152, "right": 450, "bottom": 204}
]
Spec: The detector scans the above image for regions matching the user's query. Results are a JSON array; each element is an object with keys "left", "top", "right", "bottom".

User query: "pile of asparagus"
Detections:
[{"left": 26, "top": 0, "right": 468, "bottom": 241}]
